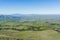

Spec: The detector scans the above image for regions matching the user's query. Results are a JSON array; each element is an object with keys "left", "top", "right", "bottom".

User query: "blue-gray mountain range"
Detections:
[{"left": 0, "top": 14, "right": 60, "bottom": 22}]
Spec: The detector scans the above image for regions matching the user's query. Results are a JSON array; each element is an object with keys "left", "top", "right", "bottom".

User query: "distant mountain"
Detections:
[{"left": 0, "top": 14, "right": 60, "bottom": 22}]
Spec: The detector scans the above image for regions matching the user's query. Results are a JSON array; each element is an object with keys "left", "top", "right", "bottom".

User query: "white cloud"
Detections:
[{"left": 0, "top": 10, "right": 60, "bottom": 15}]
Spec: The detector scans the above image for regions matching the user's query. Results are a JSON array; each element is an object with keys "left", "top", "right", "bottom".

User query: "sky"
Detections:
[{"left": 0, "top": 0, "right": 60, "bottom": 15}]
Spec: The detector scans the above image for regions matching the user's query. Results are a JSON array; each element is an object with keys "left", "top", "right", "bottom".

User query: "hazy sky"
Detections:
[{"left": 0, "top": 0, "right": 60, "bottom": 15}]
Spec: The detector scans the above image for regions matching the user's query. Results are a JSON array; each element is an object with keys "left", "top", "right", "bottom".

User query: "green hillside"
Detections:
[{"left": 0, "top": 20, "right": 60, "bottom": 40}]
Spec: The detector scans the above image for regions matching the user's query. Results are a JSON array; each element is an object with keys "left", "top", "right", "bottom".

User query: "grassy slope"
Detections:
[
  {"left": 0, "top": 30, "right": 60, "bottom": 40},
  {"left": 0, "top": 21, "right": 60, "bottom": 40}
]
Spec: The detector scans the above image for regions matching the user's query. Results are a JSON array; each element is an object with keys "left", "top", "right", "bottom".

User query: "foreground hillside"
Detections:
[
  {"left": 0, "top": 30, "right": 60, "bottom": 40},
  {"left": 0, "top": 20, "right": 60, "bottom": 40}
]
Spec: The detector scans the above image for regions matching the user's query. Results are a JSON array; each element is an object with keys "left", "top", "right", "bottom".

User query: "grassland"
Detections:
[
  {"left": 0, "top": 30, "right": 60, "bottom": 40},
  {"left": 0, "top": 21, "right": 60, "bottom": 40}
]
